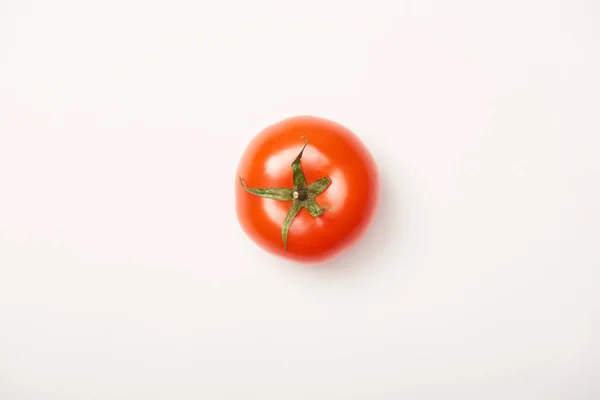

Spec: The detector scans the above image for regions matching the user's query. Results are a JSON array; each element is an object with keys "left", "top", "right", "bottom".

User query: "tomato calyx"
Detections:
[{"left": 238, "top": 136, "right": 332, "bottom": 251}]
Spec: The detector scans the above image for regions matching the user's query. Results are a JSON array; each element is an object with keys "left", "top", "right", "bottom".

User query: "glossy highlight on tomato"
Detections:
[{"left": 235, "top": 115, "right": 379, "bottom": 264}]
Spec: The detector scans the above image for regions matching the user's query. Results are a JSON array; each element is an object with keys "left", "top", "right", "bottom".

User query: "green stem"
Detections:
[{"left": 239, "top": 136, "right": 332, "bottom": 251}]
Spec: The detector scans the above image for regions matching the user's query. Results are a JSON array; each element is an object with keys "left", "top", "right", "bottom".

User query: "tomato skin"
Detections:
[{"left": 235, "top": 115, "right": 379, "bottom": 264}]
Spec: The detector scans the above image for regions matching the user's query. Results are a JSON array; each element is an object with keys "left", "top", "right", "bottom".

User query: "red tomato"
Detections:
[{"left": 235, "top": 115, "right": 379, "bottom": 264}]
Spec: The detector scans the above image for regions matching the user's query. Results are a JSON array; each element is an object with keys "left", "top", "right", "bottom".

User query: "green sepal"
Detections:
[
  {"left": 282, "top": 202, "right": 303, "bottom": 251},
  {"left": 291, "top": 137, "right": 309, "bottom": 188},
  {"left": 305, "top": 200, "right": 330, "bottom": 217},
  {"left": 308, "top": 176, "right": 331, "bottom": 196},
  {"left": 239, "top": 177, "right": 294, "bottom": 201}
]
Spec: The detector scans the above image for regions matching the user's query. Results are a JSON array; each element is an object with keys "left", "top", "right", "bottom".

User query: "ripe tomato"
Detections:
[{"left": 235, "top": 115, "right": 379, "bottom": 264}]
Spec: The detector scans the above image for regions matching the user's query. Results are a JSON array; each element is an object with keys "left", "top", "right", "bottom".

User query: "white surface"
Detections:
[{"left": 1, "top": 0, "right": 599, "bottom": 399}]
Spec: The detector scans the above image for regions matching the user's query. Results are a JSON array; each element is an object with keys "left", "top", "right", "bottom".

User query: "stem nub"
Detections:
[{"left": 293, "top": 189, "right": 308, "bottom": 201}]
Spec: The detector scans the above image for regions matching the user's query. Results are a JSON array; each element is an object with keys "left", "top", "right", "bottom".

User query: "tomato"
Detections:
[{"left": 235, "top": 115, "right": 379, "bottom": 264}]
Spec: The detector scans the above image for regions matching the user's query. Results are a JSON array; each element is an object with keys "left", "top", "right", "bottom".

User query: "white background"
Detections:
[{"left": 1, "top": 0, "right": 599, "bottom": 399}]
